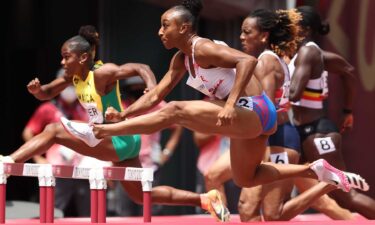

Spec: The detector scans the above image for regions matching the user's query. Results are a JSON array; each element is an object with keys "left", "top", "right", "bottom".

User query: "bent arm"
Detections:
[
  {"left": 120, "top": 51, "right": 187, "bottom": 119},
  {"left": 28, "top": 76, "right": 71, "bottom": 101},
  {"left": 112, "top": 63, "right": 157, "bottom": 90},
  {"left": 255, "top": 56, "right": 283, "bottom": 104},
  {"left": 323, "top": 51, "right": 356, "bottom": 111},
  {"left": 289, "top": 46, "right": 321, "bottom": 102},
  {"left": 197, "top": 42, "right": 257, "bottom": 108}
]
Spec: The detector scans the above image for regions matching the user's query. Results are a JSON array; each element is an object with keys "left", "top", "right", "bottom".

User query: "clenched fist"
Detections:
[
  {"left": 27, "top": 78, "right": 42, "bottom": 94},
  {"left": 105, "top": 106, "right": 122, "bottom": 122}
]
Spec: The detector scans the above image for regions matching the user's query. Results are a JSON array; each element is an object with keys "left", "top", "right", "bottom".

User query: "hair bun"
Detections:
[
  {"left": 78, "top": 25, "right": 99, "bottom": 47},
  {"left": 319, "top": 22, "right": 330, "bottom": 35},
  {"left": 182, "top": 0, "right": 203, "bottom": 18}
]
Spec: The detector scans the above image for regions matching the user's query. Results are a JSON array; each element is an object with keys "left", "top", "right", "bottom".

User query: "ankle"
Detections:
[{"left": 200, "top": 193, "right": 208, "bottom": 210}]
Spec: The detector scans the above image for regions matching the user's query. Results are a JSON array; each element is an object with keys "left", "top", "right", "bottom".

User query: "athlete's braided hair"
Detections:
[{"left": 248, "top": 9, "right": 302, "bottom": 57}]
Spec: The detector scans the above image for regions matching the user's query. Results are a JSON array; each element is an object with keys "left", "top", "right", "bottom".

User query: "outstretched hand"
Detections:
[
  {"left": 27, "top": 78, "right": 42, "bottom": 94},
  {"left": 216, "top": 106, "right": 236, "bottom": 127},
  {"left": 105, "top": 106, "right": 122, "bottom": 122}
]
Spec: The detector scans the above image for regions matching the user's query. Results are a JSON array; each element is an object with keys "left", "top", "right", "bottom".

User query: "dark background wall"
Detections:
[
  {"left": 317, "top": 0, "right": 375, "bottom": 200},
  {"left": 3, "top": 0, "right": 374, "bottom": 215}
]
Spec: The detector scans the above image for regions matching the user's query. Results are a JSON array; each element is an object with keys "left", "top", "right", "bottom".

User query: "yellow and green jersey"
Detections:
[{"left": 72, "top": 71, "right": 123, "bottom": 124}]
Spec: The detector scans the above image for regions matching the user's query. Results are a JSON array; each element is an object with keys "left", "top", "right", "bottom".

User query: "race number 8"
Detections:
[{"left": 313, "top": 137, "right": 336, "bottom": 155}]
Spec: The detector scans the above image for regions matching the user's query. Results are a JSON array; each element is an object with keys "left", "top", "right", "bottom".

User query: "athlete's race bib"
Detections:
[
  {"left": 314, "top": 137, "right": 336, "bottom": 155},
  {"left": 236, "top": 97, "right": 254, "bottom": 111},
  {"left": 84, "top": 103, "right": 104, "bottom": 124},
  {"left": 270, "top": 152, "right": 289, "bottom": 164}
]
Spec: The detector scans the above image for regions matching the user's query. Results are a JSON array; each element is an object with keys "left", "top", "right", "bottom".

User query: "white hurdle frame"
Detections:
[{"left": 0, "top": 163, "right": 153, "bottom": 224}]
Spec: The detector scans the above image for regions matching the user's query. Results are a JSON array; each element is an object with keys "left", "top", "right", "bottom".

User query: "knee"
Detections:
[
  {"left": 43, "top": 122, "right": 61, "bottom": 135},
  {"left": 159, "top": 101, "right": 183, "bottom": 121},
  {"left": 237, "top": 200, "right": 249, "bottom": 216},
  {"left": 263, "top": 210, "right": 281, "bottom": 221},
  {"left": 204, "top": 169, "right": 220, "bottom": 186},
  {"left": 238, "top": 199, "right": 260, "bottom": 222},
  {"left": 231, "top": 168, "right": 257, "bottom": 187},
  {"left": 232, "top": 176, "right": 254, "bottom": 188}
]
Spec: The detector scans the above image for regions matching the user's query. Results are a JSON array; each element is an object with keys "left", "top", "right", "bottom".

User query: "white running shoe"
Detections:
[
  {"left": 60, "top": 117, "right": 102, "bottom": 147},
  {"left": 310, "top": 159, "right": 350, "bottom": 192},
  {"left": 0, "top": 155, "right": 14, "bottom": 163},
  {"left": 345, "top": 172, "right": 370, "bottom": 192}
]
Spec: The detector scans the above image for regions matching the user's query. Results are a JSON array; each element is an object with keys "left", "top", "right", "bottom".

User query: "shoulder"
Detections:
[
  {"left": 170, "top": 51, "right": 186, "bottom": 68},
  {"left": 195, "top": 38, "right": 224, "bottom": 53},
  {"left": 96, "top": 63, "right": 118, "bottom": 71},
  {"left": 257, "top": 54, "right": 279, "bottom": 71},
  {"left": 296, "top": 45, "right": 322, "bottom": 64},
  {"left": 259, "top": 53, "right": 279, "bottom": 64},
  {"left": 93, "top": 63, "right": 119, "bottom": 76},
  {"left": 298, "top": 45, "right": 321, "bottom": 59}
]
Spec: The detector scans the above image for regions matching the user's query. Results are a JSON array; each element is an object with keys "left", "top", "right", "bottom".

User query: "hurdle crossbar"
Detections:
[{"left": 0, "top": 163, "right": 153, "bottom": 224}]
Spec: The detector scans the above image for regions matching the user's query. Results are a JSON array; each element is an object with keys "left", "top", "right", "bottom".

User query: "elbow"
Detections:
[
  {"left": 140, "top": 64, "right": 151, "bottom": 72},
  {"left": 150, "top": 93, "right": 161, "bottom": 105},
  {"left": 143, "top": 89, "right": 162, "bottom": 107},
  {"left": 36, "top": 96, "right": 50, "bottom": 101},
  {"left": 140, "top": 65, "right": 156, "bottom": 85},
  {"left": 346, "top": 65, "right": 356, "bottom": 79},
  {"left": 238, "top": 56, "right": 258, "bottom": 76},
  {"left": 32, "top": 94, "right": 49, "bottom": 101},
  {"left": 245, "top": 56, "right": 258, "bottom": 67},
  {"left": 288, "top": 89, "right": 299, "bottom": 102}
]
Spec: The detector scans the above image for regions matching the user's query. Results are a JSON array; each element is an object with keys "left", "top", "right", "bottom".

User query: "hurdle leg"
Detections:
[
  {"left": 143, "top": 191, "right": 151, "bottom": 222},
  {"left": 90, "top": 189, "right": 98, "bottom": 223},
  {"left": 98, "top": 189, "right": 106, "bottom": 223},
  {"left": 0, "top": 184, "right": 6, "bottom": 224},
  {"left": 141, "top": 180, "right": 153, "bottom": 223},
  {"left": 90, "top": 167, "right": 107, "bottom": 223},
  {"left": 46, "top": 186, "right": 55, "bottom": 223},
  {"left": 38, "top": 164, "right": 55, "bottom": 224},
  {"left": 39, "top": 186, "right": 47, "bottom": 223}
]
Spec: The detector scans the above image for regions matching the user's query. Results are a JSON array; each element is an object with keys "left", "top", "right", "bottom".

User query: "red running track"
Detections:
[{"left": 4, "top": 214, "right": 374, "bottom": 225}]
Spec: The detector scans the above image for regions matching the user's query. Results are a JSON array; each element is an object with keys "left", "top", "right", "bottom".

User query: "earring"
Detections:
[{"left": 79, "top": 61, "right": 83, "bottom": 65}]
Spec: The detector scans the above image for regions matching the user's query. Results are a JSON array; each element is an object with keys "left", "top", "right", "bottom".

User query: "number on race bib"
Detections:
[
  {"left": 270, "top": 152, "right": 289, "bottom": 164},
  {"left": 314, "top": 137, "right": 336, "bottom": 155},
  {"left": 237, "top": 97, "right": 253, "bottom": 110}
]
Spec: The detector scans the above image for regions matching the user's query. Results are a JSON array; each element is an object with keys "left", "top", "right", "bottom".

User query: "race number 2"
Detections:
[{"left": 236, "top": 97, "right": 253, "bottom": 110}]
